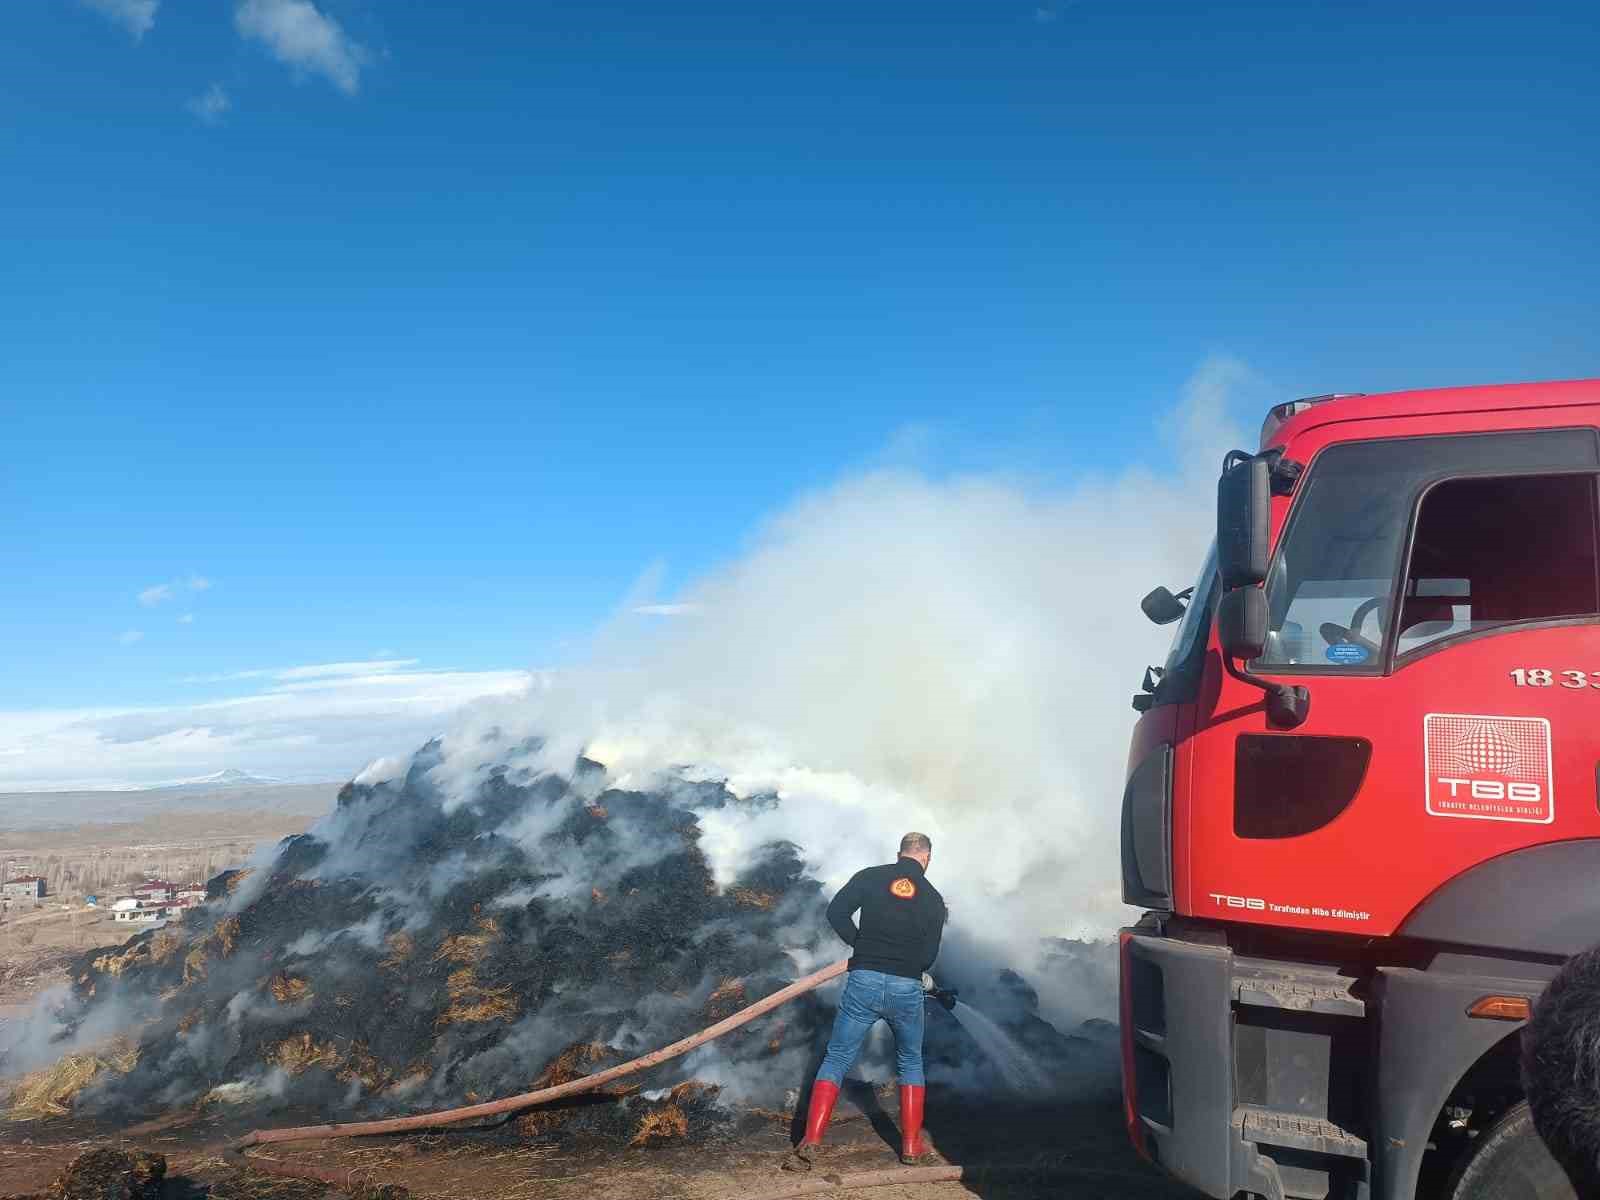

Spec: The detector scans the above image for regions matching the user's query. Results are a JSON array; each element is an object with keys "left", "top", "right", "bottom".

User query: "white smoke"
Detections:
[{"left": 421, "top": 357, "right": 1252, "bottom": 987}]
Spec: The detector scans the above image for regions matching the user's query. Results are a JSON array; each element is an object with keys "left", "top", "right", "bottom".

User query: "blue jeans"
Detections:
[{"left": 815, "top": 969, "right": 926, "bottom": 1087}]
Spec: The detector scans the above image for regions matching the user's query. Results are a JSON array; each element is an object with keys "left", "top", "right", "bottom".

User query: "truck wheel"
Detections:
[{"left": 1447, "top": 1101, "right": 1576, "bottom": 1200}]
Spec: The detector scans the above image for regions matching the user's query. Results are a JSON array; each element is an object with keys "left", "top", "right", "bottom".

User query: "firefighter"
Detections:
[{"left": 785, "top": 831, "right": 948, "bottom": 1172}]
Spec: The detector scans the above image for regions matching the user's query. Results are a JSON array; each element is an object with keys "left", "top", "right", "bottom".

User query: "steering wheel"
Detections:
[{"left": 1319, "top": 597, "right": 1384, "bottom": 658}]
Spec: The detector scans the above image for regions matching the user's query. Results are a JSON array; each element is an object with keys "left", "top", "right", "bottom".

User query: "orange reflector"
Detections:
[{"left": 1467, "top": 995, "right": 1531, "bottom": 1021}]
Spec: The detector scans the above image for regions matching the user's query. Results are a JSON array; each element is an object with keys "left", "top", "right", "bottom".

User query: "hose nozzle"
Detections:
[{"left": 920, "top": 973, "right": 957, "bottom": 1011}]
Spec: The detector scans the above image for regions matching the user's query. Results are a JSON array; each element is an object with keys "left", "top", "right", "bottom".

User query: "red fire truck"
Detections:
[{"left": 1119, "top": 379, "right": 1600, "bottom": 1200}]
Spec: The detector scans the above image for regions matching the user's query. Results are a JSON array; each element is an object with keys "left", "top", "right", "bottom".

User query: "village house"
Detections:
[
  {"left": 111, "top": 897, "right": 170, "bottom": 925},
  {"left": 134, "top": 879, "right": 178, "bottom": 904},
  {"left": 2, "top": 876, "right": 47, "bottom": 907}
]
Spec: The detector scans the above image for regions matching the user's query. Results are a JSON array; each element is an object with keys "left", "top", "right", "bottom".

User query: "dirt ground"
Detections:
[
  {"left": 0, "top": 1081, "right": 1192, "bottom": 1200},
  {"left": 2, "top": 908, "right": 131, "bottom": 972}
]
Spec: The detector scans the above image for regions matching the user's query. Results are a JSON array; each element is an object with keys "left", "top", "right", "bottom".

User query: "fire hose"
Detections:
[
  {"left": 223, "top": 959, "right": 850, "bottom": 1191},
  {"left": 221, "top": 959, "right": 1108, "bottom": 1198}
]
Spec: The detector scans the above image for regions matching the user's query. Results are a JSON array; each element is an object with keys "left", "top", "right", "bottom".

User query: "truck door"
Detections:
[{"left": 1184, "top": 424, "right": 1600, "bottom": 936}]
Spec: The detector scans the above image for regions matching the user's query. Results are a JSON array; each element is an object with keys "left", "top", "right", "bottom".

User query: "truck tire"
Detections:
[{"left": 1446, "top": 1101, "right": 1576, "bottom": 1200}]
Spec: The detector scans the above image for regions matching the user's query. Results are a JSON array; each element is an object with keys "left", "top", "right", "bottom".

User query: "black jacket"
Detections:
[{"left": 826, "top": 857, "right": 947, "bottom": 980}]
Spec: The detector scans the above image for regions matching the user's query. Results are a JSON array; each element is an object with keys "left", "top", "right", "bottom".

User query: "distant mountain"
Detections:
[{"left": 161, "top": 768, "right": 284, "bottom": 790}]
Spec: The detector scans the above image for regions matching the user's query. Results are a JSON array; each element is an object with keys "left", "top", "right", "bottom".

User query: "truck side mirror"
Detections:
[
  {"left": 1218, "top": 586, "right": 1310, "bottom": 728},
  {"left": 1218, "top": 453, "right": 1271, "bottom": 590},
  {"left": 1140, "top": 586, "right": 1189, "bottom": 626},
  {"left": 1217, "top": 587, "right": 1268, "bottom": 660}
]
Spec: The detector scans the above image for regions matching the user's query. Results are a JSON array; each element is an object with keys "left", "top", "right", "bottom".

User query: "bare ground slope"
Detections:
[{"left": 0, "top": 1083, "right": 1188, "bottom": 1200}]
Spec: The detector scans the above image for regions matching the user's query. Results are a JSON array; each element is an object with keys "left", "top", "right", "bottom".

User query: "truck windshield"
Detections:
[
  {"left": 1164, "top": 543, "right": 1217, "bottom": 674},
  {"left": 1256, "top": 430, "right": 1600, "bottom": 669}
]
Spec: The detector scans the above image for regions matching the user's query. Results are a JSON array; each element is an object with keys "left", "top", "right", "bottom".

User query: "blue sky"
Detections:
[{"left": 3, "top": 0, "right": 1598, "bottom": 787}]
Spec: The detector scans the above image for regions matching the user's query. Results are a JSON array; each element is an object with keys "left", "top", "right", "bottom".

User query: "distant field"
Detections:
[
  {"left": 0, "top": 807, "right": 329, "bottom": 852},
  {"left": 0, "top": 794, "right": 329, "bottom": 1023},
  {"left": 0, "top": 909, "right": 127, "bottom": 1012},
  {"left": 1, "top": 782, "right": 337, "bottom": 907},
  {"left": 0, "top": 782, "right": 340, "bottom": 831},
  {"left": 1, "top": 808, "right": 324, "bottom": 909}
]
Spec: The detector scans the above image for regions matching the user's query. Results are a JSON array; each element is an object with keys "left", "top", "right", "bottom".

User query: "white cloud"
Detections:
[
  {"left": 138, "top": 574, "right": 212, "bottom": 606},
  {"left": 118, "top": 630, "right": 145, "bottom": 645},
  {"left": 0, "top": 665, "right": 532, "bottom": 791},
  {"left": 81, "top": 0, "right": 158, "bottom": 40},
  {"left": 268, "top": 668, "right": 513, "bottom": 695},
  {"left": 1033, "top": 1, "right": 1077, "bottom": 23},
  {"left": 183, "top": 658, "right": 419, "bottom": 685},
  {"left": 178, "top": 614, "right": 195, "bottom": 625},
  {"left": 181, "top": 668, "right": 272, "bottom": 684},
  {"left": 632, "top": 604, "right": 704, "bottom": 617},
  {"left": 276, "top": 659, "right": 417, "bottom": 681},
  {"left": 234, "top": 0, "right": 367, "bottom": 94},
  {"left": 187, "top": 84, "right": 232, "bottom": 125}
]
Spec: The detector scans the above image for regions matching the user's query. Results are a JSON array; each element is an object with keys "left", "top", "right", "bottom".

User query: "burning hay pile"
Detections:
[
  {"left": 3, "top": 734, "right": 1114, "bottom": 1150},
  {"left": 5, "top": 739, "right": 836, "bottom": 1146}
]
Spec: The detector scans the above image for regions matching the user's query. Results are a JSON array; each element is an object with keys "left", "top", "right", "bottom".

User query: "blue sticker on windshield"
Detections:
[{"left": 1326, "top": 643, "right": 1369, "bottom": 664}]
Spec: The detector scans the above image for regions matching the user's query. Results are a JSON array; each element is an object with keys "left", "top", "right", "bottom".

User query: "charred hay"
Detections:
[
  {"left": 4, "top": 1041, "right": 139, "bottom": 1122},
  {"left": 40, "top": 742, "right": 836, "bottom": 1137},
  {"left": 18, "top": 735, "right": 1110, "bottom": 1148},
  {"left": 49, "top": 1149, "right": 164, "bottom": 1200}
]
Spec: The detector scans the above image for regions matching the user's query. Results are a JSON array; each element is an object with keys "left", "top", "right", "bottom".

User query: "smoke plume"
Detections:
[
  {"left": 450, "top": 357, "right": 1248, "bottom": 983},
  {"left": 1, "top": 360, "right": 1249, "bottom": 1124}
]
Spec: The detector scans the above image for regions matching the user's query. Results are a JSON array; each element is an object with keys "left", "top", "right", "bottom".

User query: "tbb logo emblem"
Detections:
[
  {"left": 1425, "top": 713, "right": 1553, "bottom": 824},
  {"left": 889, "top": 878, "right": 917, "bottom": 899}
]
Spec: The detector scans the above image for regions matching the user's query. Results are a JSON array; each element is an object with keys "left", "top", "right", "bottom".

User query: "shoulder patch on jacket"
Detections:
[{"left": 889, "top": 877, "right": 917, "bottom": 899}]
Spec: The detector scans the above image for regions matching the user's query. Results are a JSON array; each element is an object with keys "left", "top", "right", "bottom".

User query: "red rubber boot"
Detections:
[
  {"left": 899, "top": 1084, "right": 933, "bottom": 1164},
  {"left": 784, "top": 1079, "right": 841, "bottom": 1171}
]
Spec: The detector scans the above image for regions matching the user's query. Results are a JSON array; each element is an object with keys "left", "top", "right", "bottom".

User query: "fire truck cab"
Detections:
[{"left": 1120, "top": 379, "right": 1600, "bottom": 1200}]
